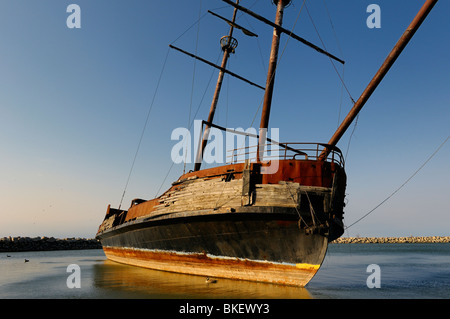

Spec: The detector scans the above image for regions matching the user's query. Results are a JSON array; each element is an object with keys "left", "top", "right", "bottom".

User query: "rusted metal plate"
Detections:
[
  {"left": 260, "top": 160, "right": 337, "bottom": 187},
  {"left": 103, "top": 246, "right": 321, "bottom": 287}
]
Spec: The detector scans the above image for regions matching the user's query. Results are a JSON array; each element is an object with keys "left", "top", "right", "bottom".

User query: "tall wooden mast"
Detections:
[
  {"left": 189, "top": 0, "right": 342, "bottom": 167},
  {"left": 194, "top": 1, "right": 240, "bottom": 171},
  {"left": 257, "top": 0, "right": 290, "bottom": 162}
]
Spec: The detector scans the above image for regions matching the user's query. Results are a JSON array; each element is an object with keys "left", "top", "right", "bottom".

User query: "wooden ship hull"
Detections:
[
  {"left": 96, "top": 0, "right": 437, "bottom": 287},
  {"left": 97, "top": 152, "right": 347, "bottom": 287}
]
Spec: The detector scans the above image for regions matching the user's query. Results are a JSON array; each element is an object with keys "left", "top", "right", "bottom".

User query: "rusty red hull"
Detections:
[
  {"left": 97, "top": 212, "right": 328, "bottom": 286},
  {"left": 102, "top": 246, "right": 323, "bottom": 287}
]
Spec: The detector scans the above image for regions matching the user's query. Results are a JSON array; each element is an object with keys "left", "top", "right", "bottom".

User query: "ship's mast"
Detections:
[
  {"left": 257, "top": 0, "right": 290, "bottom": 162},
  {"left": 194, "top": 1, "right": 240, "bottom": 171},
  {"left": 190, "top": 0, "right": 344, "bottom": 168}
]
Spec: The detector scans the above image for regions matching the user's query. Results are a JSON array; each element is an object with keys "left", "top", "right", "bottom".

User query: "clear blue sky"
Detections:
[{"left": 1, "top": 0, "right": 449, "bottom": 238}]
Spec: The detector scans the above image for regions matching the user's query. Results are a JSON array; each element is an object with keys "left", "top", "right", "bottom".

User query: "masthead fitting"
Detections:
[
  {"left": 220, "top": 36, "right": 238, "bottom": 53},
  {"left": 271, "top": 0, "right": 292, "bottom": 7}
]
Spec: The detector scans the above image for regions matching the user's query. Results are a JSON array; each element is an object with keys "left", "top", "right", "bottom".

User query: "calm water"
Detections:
[{"left": 1, "top": 244, "right": 449, "bottom": 299}]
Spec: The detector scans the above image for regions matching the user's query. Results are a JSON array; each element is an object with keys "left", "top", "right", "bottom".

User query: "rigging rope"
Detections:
[
  {"left": 322, "top": 0, "right": 344, "bottom": 57},
  {"left": 118, "top": 48, "right": 171, "bottom": 209},
  {"left": 321, "top": 0, "right": 346, "bottom": 128},
  {"left": 305, "top": 1, "right": 360, "bottom": 161},
  {"left": 122, "top": 2, "right": 212, "bottom": 204},
  {"left": 184, "top": 0, "right": 203, "bottom": 174},
  {"left": 345, "top": 134, "right": 450, "bottom": 229},
  {"left": 304, "top": 2, "right": 355, "bottom": 105},
  {"left": 155, "top": 50, "right": 223, "bottom": 197},
  {"left": 345, "top": 113, "right": 359, "bottom": 159},
  {"left": 170, "top": 12, "right": 208, "bottom": 46}
]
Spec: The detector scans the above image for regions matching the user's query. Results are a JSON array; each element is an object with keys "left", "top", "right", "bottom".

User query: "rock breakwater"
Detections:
[
  {"left": 2, "top": 235, "right": 448, "bottom": 252},
  {"left": 0, "top": 236, "right": 102, "bottom": 252},
  {"left": 331, "top": 236, "right": 450, "bottom": 244}
]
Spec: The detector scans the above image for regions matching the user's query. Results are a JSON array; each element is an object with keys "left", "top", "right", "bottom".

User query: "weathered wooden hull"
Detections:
[
  {"left": 96, "top": 159, "right": 346, "bottom": 287},
  {"left": 97, "top": 212, "right": 328, "bottom": 286}
]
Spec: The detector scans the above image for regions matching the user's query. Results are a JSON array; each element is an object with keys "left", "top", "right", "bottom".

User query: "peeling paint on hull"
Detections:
[
  {"left": 98, "top": 214, "right": 328, "bottom": 287},
  {"left": 103, "top": 245, "right": 323, "bottom": 287}
]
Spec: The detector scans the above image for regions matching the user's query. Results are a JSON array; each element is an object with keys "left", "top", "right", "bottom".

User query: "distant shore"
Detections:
[
  {"left": 331, "top": 236, "right": 450, "bottom": 244},
  {"left": 0, "top": 236, "right": 101, "bottom": 252},
  {"left": 1, "top": 235, "right": 449, "bottom": 252}
]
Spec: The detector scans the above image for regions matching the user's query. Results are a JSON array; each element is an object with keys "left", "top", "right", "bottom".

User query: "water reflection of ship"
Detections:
[{"left": 92, "top": 260, "right": 312, "bottom": 299}]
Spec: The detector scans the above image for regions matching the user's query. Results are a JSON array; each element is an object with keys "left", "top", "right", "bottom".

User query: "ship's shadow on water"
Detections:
[{"left": 92, "top": 260, "right": 312, "bottom": 299}]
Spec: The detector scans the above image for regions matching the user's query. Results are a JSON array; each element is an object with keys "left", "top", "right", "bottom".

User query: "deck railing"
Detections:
[
  {"left": 196, "top": 120, "right": 345, "bottom": 168},
  {"left": 226, "top": 142, "right": 345, "bottom": 167}
]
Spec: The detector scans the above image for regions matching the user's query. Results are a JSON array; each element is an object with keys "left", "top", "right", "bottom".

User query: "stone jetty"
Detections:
[
  {"left": 1, "top": 235, "right": 449, "bottom": 252},
  {"left": 331, "top": 236, "right": 450, "bottom": 244},
  {"left": 0, "top": 236, "right": 102, "bottom": 252}
]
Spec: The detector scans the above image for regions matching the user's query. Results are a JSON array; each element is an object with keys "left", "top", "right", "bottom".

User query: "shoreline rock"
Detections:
[
  {"left": 2, "top": 235, "right": 449, "bottom": 252},
  {"left": 0, "top": 236, "right": 102, "bottom": 252},
  {"left": 331, "top": 236, "right": 450, "bottom": 244}
]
